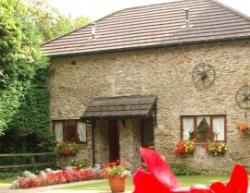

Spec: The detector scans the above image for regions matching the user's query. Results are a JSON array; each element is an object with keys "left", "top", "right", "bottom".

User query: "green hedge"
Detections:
[{"left": 171, "top": 163, "right": 201, "bottom": 176}]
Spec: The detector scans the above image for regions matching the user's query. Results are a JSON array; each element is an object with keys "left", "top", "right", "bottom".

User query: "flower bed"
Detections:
[{"left": 12, "top": 168, "right": 104, "bottom": 189}]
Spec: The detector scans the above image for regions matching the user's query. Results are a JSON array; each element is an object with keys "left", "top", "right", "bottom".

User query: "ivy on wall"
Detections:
[{"left": 0, "top": 0, "right": 55, "bottom": 153}]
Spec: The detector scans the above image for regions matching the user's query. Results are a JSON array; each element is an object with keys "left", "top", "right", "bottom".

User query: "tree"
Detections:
[
  {"left": 0, "top": 0, "right": 90, "bottom": 153},
  {"left": 25, "top": 0, "right": 91, "bottom": 41},
  {"left": 0, "top": 0, "right": 55, "bottom": 152}
]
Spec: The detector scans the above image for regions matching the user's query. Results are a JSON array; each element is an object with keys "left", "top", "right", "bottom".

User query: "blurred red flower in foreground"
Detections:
[{"left": 133, "top": 147, "right": 248, "bottom": 193}]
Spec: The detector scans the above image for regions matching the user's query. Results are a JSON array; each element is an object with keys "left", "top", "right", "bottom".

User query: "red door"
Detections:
[{"left": 109, "top": 120, "right": 120, "bottom": 161}]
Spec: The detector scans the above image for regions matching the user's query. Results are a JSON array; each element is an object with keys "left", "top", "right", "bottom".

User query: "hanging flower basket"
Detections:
[{"left": 236, "top": 122, "right": 250, "bottom": 135}]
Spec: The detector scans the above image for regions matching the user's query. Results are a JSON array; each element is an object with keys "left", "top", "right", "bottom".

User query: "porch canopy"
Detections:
[{"left": 81, "top": 95, "right": 157, "bottom": 121}]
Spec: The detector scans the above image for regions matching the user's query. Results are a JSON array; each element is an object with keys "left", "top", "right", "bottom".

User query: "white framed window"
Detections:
[
  {"left": 182, "top": 117, "right": 194, "bottom": 140},
  {"left": 53, "top": 120, "right": 87, "bottom": 144},
  {"left": 212, "top": 116, "right": 225, "bottom": 141},
  {"left": 77, "top": 121, "right": 87, "bottom": 143},
  {"left": 181, "top": 115, "right": 226, "bottom": 142},
  {"left": 54, "top": 122, "right": 63, "bottom": 142}
]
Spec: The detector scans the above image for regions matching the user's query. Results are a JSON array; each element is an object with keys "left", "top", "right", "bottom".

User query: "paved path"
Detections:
[
  {"left": 0, "top": 180, "right": 132, "bottom": 193},
  {"left": 2, "top": 180, "right": 249, "bottom": 193}
]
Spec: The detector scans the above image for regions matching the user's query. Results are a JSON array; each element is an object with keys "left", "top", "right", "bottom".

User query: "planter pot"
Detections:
[{"left": 108, "top": 175, "right": 126, "bottom": 193}]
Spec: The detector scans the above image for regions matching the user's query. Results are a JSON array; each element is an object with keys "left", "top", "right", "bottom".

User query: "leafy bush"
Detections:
[
  {"left": 0, "top": 170, "right": 22, "bottom": 180},
  {"left": 0, "top": 165, "right": 60, "bottom": 180},
  {"left": 71, "top": 159, "right": 90, "bottom": 169},
  {"left": 170, "top": 163, "right": 201, "bottom": 176}
]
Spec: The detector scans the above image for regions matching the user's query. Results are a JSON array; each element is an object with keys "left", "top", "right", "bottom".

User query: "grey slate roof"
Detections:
[
  {"left": 81, "top": 95, "right": 157, "bottom": 120},
  {"left": 42, "top": 0, "right": 250, "bottom": 57}
]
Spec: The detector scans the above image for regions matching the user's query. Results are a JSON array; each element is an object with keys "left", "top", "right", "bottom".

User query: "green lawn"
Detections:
[
  {"left": 0, "top": 177, "right": 16, "bottom": 185},
  {"left": 0, "top": 177, "right": 16, "bottom": 184},
  {"left": 63, "top": 175, "right": 228, "bottom": 190}
]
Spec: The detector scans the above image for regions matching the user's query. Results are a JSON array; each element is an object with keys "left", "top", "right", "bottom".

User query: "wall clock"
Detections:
[
  {"left": 236, "top": 85, "right": 250, "bottom": 109},
  {"left": 192, "top": 63, "right": 216, "bottom": 88}
]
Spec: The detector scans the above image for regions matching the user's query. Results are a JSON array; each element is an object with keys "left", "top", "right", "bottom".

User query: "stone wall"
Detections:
[
  {"left": 93, "top": 119, "right": 142, "bottom": 170},
  {"left": 94, "top": 120, "right": 110, "bottom": 164},
  {"left": 49, "top": 39, "right": 250, "bottom": 171},
  {"left": 57, "top": 126, "right": 93, "bottom": 167},
  {"left": 119, "top": 119, "right": 142, "bottom": 170}
]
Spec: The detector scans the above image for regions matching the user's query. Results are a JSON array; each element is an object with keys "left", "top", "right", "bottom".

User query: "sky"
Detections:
[{"left": 50, "top": 0, "right": 250, "bottom": 21}]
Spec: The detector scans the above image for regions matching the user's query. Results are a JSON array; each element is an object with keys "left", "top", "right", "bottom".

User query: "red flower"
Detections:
[
  {"left": 133, "top": 148, "right": 179, "bottom": 193},
  {"left": 133, "top": 148, "right": 248, "bottom": 193},
  {"left": 210, "top": 164, "right": 248, "bottom": 193},
  {"left": 175, "top": 143, "right": 186, "bottom": 155}
]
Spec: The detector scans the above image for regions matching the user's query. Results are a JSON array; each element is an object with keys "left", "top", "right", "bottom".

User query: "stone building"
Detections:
[{"left": 42, "top": 0, "right": 250, "bottom": 172}]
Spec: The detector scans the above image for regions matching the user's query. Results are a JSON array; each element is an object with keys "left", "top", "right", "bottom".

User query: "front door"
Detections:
[{"left": 109, "top": 120, "right": 120, "bottom": 161}]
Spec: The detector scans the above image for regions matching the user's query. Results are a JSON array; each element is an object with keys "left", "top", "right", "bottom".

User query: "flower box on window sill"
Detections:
[
  {"left": 174, "top": 140, "right": 195, "bottom": 157},
  {"left": 204, "top": 141, "right": 227, "bottom": 156},
  {"left": 56, "top": 142, "right": 80, "bottom": 157},
  {"left": 59, "top": 150, "right": 77, "bottom": 157}
]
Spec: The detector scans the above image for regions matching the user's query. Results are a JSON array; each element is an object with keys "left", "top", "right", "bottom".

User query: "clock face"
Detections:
[
  {"left": 236, "top": 85, "right": 250, "bottom": 109},
  {"left": 192, "top": 63, "right": 216, "bottom": 88}
]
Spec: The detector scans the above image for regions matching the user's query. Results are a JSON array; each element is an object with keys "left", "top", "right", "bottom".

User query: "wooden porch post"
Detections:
[{"left": 91, "top": 121, "right": 96, "bottom": 167}]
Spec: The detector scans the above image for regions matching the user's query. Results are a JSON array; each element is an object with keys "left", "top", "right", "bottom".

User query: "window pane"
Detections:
[
  {"left": 213, "top": 117, "right": 225, "bottom": 141},
  {"left": 54, "top": 122, "right": 63, "bottom": 142},
  {"left": 65, "top": 120, "right": 77, "bottom": 142},
  {"left": 77, "top": 122, "right": 87, "bottom": 143},
  {"left": 183, "top": 117, "right": 194, "bottom": 140}
]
